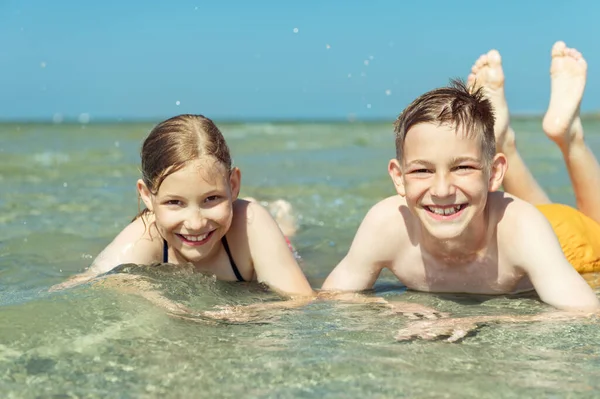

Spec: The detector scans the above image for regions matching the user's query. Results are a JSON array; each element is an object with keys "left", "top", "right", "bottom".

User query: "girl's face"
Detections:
[{"left": 139, "top": 158, "right": 241, "bottom": 264}]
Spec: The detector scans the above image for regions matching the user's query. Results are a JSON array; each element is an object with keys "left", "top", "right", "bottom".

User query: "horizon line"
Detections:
[{"left": 1, "top": 112, "right": 599, "bottom": 125}]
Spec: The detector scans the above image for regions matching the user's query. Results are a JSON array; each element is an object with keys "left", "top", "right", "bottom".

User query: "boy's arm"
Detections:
[
  {"left": 322, "top": 203, "right": 395, "bottom": 291},
  {"left": 509, "top": 205, "right": 600, "bottom": 311},
  {"left": 245, "top": 202, "right": 314, "bottom": 297}
]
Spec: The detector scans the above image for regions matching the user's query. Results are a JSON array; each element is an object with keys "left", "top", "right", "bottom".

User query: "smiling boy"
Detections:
[{"left": 322, "top": 42, "right": 600, "bottom": 312}]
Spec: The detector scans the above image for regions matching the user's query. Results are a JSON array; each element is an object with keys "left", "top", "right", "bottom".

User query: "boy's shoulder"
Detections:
[
  {"left": 487, "top": 191, "right": 555, "bottom": 252},
  {"left": 487, "top": 191, "right": 546, "bottom": 226},
  {"left": 357, "top": 195, "right": 414, "bottom": 248},
  {"left": 366, "top": 195, "right": 412, "bottom": 225}
]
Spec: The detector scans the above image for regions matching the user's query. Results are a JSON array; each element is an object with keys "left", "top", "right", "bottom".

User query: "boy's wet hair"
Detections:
[
  {"left": 136, "top": 114, "right": 232, "bottom": 219},
  {"left": 393, "top": 79, "right": 496, "bottom": 165}
]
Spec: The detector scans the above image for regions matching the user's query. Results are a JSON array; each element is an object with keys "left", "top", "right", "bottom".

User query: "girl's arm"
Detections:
[
  {"left": 244, "top": 201, "right": 314, "bottom": 297},
  {"left": 50, "top": 217, "right": 161, "bottom": 291}
]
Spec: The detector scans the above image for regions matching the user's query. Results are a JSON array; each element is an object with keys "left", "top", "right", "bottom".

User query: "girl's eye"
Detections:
[
  {"left": 166, "top": 200, "right": 183, "bottom": 206},
  {"left": 205, "top": 195, "right": 220, "bottom": 202}
]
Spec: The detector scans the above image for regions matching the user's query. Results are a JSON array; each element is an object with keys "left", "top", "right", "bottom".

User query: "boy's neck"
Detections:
[{"left": 419, "top": 210, "right": 490, "bottom": 266}]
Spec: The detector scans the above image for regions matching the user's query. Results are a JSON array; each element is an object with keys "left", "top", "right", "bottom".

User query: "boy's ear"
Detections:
[
  {"left": 229, "top": 167, "right": 241, "bottom": 200},
  {"left": 488, "top": 153, "right": 508, "bottom": 192},
  {"left": 388, "top": 158, "right": 406, "bottom": 197},
  {"left": 137, "top": 179, "right": 154, "bottom": 211}
]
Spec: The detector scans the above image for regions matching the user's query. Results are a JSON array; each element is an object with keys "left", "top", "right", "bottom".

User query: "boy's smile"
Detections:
[{"left": 389, "top": 122, "right": 499, "bottom": 242}]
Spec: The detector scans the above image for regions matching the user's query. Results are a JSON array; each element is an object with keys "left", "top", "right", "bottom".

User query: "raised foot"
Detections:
[
  {"left": 467, "top": 49, "right": 510, "bottom": 152},
  {"left": 542, "top": 41, "right": 587, "bottom": 147}
]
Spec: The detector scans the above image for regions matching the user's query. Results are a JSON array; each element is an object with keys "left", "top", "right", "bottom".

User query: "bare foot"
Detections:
[
  {"left": 542, "top": 41, "right": 587, "bottom": 149},
  {"left": 468, "top": 49, "right": 515, "bottom": 152},
  {"left": 242, "top": 197, "right": 297, "bottom": 237},
  {"left": 268, "top": 199, "right": 297, "bottom": 237}
]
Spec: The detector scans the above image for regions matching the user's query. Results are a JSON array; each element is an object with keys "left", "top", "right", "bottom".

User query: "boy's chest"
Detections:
[{"left": 389, "top": 250, "right": 528, "bottom": 295}]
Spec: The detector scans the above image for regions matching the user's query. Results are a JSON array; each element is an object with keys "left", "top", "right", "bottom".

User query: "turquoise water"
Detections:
[{"left": 1, "top": 119, "right": 599, "bottom": 398}]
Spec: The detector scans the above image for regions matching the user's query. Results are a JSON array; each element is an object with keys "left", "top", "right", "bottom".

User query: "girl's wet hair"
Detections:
[
  {"left": 393, "top": 79, "right": 496, "bottom": 165},
  {"left": 135, "top": 114, "right": 232, "bottom": 220}
]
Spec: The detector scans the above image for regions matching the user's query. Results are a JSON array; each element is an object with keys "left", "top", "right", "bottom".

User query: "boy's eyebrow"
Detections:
[
  {"left": 404, "top": 157, "right": 482, "bottom": 168},
  {"left": 450, "top": 156, "right": 483, "bottom": 164},
  {"left": 404, "top": 159, "right": 433, "bottom": 168}
]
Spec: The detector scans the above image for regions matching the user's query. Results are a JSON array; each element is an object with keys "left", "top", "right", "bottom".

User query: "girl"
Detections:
[{"left": 54, "top": 114, "right": 314, "bottom": 299}]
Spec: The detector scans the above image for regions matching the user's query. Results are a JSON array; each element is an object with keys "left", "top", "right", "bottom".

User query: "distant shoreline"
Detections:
[{"left": 2, "top": 113, "right": 600, "bottom": 125}]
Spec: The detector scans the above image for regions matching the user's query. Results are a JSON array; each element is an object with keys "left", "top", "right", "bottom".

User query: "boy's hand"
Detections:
[
  {"left": 384, "top": 300, "right": 449, "bottom": 320},
  {"left": 395, "top": 316, "right": 483, "bottom": 343}
]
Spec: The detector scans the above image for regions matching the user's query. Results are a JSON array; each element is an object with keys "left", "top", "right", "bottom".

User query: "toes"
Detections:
[
  {"left": 552, "top": 41, "right": 566, "bottom": 57},
  {"left": 487, "top": 49, "right": 502, "bottom": 66},
  {"left": 475, "top": 55, "right": 487, "bottom": 69}
]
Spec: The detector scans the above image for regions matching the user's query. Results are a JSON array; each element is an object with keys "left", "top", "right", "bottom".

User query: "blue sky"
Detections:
[{"left": 1, "top": 0, "right": 599, "bottom": 121}]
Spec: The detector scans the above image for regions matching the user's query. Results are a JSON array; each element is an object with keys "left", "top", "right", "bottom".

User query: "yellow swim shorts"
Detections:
[{"left": 536, "top": 203, "right": 600, "bottom": 274}]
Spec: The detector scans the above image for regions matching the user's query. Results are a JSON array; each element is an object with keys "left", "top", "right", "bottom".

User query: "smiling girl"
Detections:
[{"left": 55, "top": 114, "right": 313, "bottom": 298}]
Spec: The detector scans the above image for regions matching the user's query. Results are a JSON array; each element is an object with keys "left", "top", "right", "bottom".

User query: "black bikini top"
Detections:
[{"left": 162, "top": 236, "right": 245, "bottom": 282}]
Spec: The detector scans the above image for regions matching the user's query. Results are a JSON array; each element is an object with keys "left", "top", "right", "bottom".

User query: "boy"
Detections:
[{"left": 322, "top": 41, "right": 600, "bottom": 315}]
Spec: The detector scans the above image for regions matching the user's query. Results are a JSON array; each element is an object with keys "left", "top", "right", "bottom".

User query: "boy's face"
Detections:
[{"left": 388, "top": 122, "right": 505, "bottom": 241}]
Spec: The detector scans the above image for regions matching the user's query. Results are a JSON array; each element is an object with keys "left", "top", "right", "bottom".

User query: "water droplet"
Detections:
[
  {"left": 63, "top": 182, "right": 68, "bottom": 188},
  {"left": 114, "top": 141, "right": 120, "bottom": 148},
  {"left": 52, "top": 113, "right": 63, "bottom": 124},
  {"left": 325, "top": 44, "right": 331, "bottom": 49},
  {"left": 369, "top": 55, "right": 374, "bottom": 60},
  {"left": 175, "top": 100, "right": 181, "bottom": 106},
  {"left": 347, "top": 73, "right": 352, "bottom": 78},
  {"left": 293, "top": 27, "right": 299, "bottom": 33},
  {"left": 40, "top": 62, "right": 46, "bottom": 68},
  {"left": 363, "top": 60, "right": 369, "bottom": 66},
  {"left": 78, "top": 113, "right": 90, "bottom": 124},
  {"left": 366, "top": 104, "right": 372, "bottom": 109},
  {"left": 385, "top": 89, "right": 392, "bottom": 96}
]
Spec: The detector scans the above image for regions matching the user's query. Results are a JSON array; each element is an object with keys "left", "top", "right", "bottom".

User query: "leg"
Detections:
[
  {"left": 243, "top": 197, "right": 297, "bottom": 237},
  {"left": 542, "top": 41, "right": 600, "bottom": 224},
  {"left": 468, "top": 50, "right": 551, "bottom": 204}
]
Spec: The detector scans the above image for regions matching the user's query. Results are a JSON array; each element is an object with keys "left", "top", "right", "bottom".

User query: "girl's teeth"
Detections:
[{"left": 183, "top": 233, "right": 209, "bottom": 242}]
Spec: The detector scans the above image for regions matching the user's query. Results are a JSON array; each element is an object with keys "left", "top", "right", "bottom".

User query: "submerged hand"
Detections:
[
  {"left": 200, "top": 304, "right": 281, "bottom": 324},
  {"left": 395, "top": 316, "right": 485, "bottom": 343},
  {"left": 384, "top": 300, "right": 449, "bottom": 320}
]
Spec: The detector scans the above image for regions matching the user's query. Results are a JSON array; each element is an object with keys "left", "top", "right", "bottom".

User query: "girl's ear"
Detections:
[
  {"left": 137, "top": 179, "right": 154, "bottom": 211},
  {"left": 388, "top": 158, "right": 406, "bottom": 197},
  {"left": 229, "top": 167, "right": 241, "bottom": 200},
  {"left": 488, "top": 153, "right": 508, "bottom": 192}
]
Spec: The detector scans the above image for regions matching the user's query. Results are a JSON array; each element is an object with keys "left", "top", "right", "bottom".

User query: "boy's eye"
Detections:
[
  {"left": 165, "top": 199, "right": 183, "bottom": 206},
  {"left": 454, "top": 165, "right": 475, "bottom": 171},
  {"left": 411, "top": 169, "right": 432, "bottom": 174}
]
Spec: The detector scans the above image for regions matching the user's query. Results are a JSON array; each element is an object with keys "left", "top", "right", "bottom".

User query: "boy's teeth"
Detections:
[
  {"left": 183, "top": 233, "right": 209, "bottom": 242},
  {"left": 428, "top": 205, "right": 462, "bottom": 215}
]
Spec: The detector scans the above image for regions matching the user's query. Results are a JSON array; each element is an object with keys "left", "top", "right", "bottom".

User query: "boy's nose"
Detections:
[{"left": 431, "top": 172, "right": 455, "bottom": 197}]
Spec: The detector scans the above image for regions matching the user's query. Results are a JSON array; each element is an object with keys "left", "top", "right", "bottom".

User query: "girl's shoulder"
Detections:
[{"left": 90, "top": 214, "right": 164, "bottom": 274}]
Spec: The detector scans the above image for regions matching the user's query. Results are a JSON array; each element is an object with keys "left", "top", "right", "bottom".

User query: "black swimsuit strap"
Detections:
[
  {"left": 221, "top": 236, "right": 245, "bottom": 282},
  {"left": 163, "top": 239, "right": 169, "bottom": 263}
]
